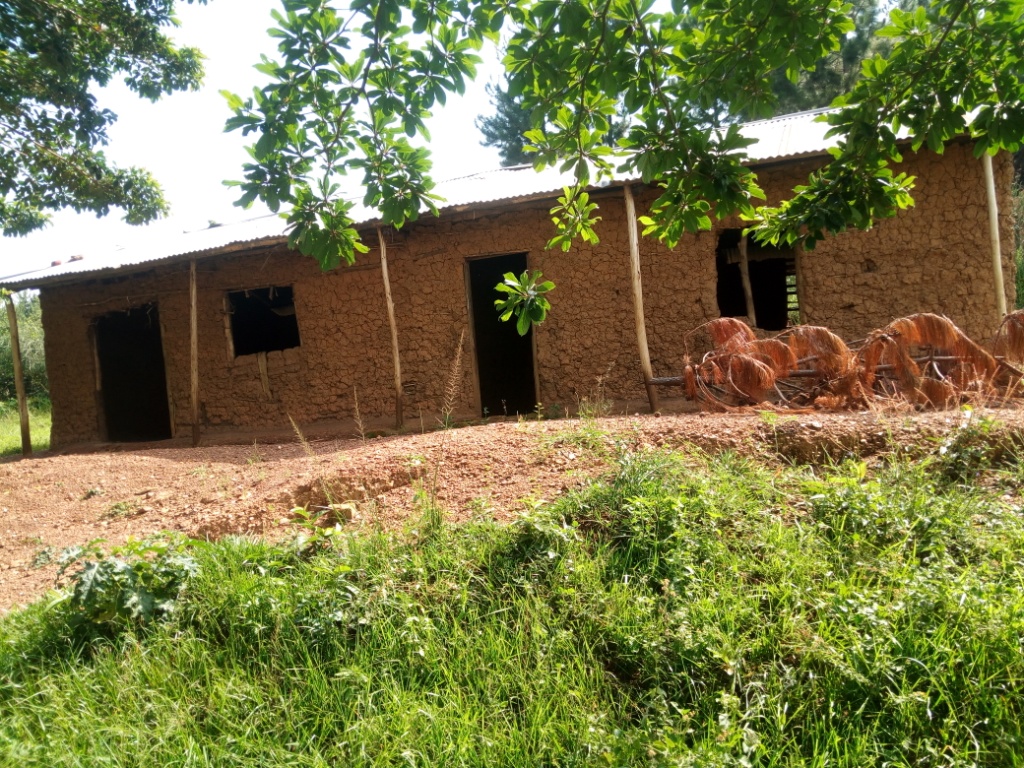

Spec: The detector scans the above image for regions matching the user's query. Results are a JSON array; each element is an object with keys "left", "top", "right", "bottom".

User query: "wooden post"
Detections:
[
  {"left": 377, "top": 227, "right": 404, "bottom": 429},
  {"left": 623, "top": 184, "right": 659, "bottom": 413},
  {"left": 982, "top": 152, "right": 1007, "bottom": 320},
  {"left": 189, "top": 260, "right": 200, "bottom": 446},
  {"left": 738, "top": 235, "right": 758, "bottom": 328},
  {"left": 3, "top": 293, "right": 31, "bottom": 456}
]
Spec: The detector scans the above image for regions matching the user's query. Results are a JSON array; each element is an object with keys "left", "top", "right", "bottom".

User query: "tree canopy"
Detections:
[
  {"left": 226, "top": 0, "right": 1024, "bottom": 268},
  {"left": 477, "top": 78, "right": 630, "bottom": 167},
  {"left": 0, "top": 0, "right": 209, "bottom": 237},
  {"left": 476, "top": 81, "right": 535, "bottom": 167},
  {"left": 476, "top": 0, "right": 900, "bottom": 165}
]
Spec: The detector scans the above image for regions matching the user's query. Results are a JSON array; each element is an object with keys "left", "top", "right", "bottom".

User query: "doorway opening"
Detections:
[
  {"left": 95, "top": 303, "right": 172, "bottom": 442},
  {"left": 467, "top": 253, "right": 537, "bottom": 417},
  {"left": 715, "top": 229, "right": 798, "bottom": 331}
]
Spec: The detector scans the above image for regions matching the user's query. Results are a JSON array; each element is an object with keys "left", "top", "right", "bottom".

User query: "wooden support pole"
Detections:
[
  {"left": 983, "top": 152, "right": 1007, "bottom": 320},
  {"left": 3, "top": 293, "right": 31, "bottom": 456},
  {"left": 377, "top": 227, "right": 404, "bottom": 429},
  {"left": 623, "top": 184, "right": 659, "bottom": 413},
  {"left": 189, "top": 259, "right": 200, "bottom": 446},
  {"left": 738, "top": 235, "right": 758, "bottom": 328}
]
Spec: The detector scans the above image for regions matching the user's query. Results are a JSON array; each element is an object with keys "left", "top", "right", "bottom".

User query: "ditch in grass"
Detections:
[{"left": 2, "top": 435, "right": 1024, "bottom": 766}]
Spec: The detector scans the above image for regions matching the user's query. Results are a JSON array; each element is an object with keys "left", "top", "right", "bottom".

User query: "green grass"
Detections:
[
  {"left": 0, "top": 397, "right": 51, "bottom": 457},
  {"left": 3, "top": 437, "right": 1024, "bottom": 766}
]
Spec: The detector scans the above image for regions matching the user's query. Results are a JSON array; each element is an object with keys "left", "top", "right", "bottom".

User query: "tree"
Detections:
[
  {"left": 477, "top": 78, "right": 630, "bottom": 167},
  {"left": 477, "top": 0, "right": 899, "bottom": 163},
  {"left": 476, "top": 81, "right": 534, "bottom": 166},
  {"left": 758, "top": 0, "right": 891, "bottom": 117},
  {"left": 0, "top": 0, "right": 210, "bottom": 237},
  {"left": 226, "top": 0, "right": 1024, "bottom": 322},
  {"left": 0, "top": 292, "right": 47, "bottom": 400}
]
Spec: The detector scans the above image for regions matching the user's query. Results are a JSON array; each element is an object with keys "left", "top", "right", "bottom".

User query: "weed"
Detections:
[
  {"left": 575, "top": 364, "right": 614, "bottom": 419},
  {"left": 935, "top": 408, "right": 1007, "bottom": 483},
  {"left": 53, "top": 535, "right": 199, "bottom": 636},
  {"left": 287, "top": 505, "right": 347, "bottom": 557},
  {"left": 352, "top": 385, "right": 367, "bottom": 442},
  {"left": 429, "top": 330, "right": 465, "bottom": 498},
  {"left": 30, "top": 546, "right": 53, "bottom": 569},
  {"left": 103, "top": 500, "right": 136, "bottom": 519},
  {"left": 80, "top": 487, "right": 103, "bottom": 500},
  {"left": 188, "top": 463, "right": 210, "bottom": 479},
  {"left": 246, "top": 440, "right": 265, "bottom": 464}
]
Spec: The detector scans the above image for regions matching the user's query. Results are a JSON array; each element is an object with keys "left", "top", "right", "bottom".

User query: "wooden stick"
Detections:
[
  {"left": 3, "top": 293, "right": 31, "bottom": 456},
  {"left": 189, "top": 259, "right": 200, "bottom": 446},
  {"left": 982, "top": 153, "right": 1007, "bottom": 320},
  {"left": 623, "top": 184, "right": 659, "bottom": 413},
  {"left": 738, "top": 235, "right": 758, "bottom": 328},
  {"left": 377, "top": 227, "right": 404, "bottom": 429},
  {"left": 257, "top": 351, "right": 271, "bottom": 398}
]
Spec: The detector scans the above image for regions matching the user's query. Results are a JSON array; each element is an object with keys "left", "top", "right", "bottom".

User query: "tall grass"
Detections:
[
  {"left": 0, "top": 396, "right": 51, "bottom": 457},
  {"left": 2, "top": 444, "right": 1024, "bottom": 765}
]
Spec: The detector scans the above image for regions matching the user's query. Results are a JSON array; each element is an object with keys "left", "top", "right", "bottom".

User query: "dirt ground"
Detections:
[{"left": 2, "top": 407, "right": 1022, "bottom": 613}]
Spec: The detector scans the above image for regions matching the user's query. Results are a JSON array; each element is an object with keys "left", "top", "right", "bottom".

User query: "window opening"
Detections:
[
  {"left": 228, "top": 286, "right": 300, "bottom": 357},
  {"left": 715, "top": 229, "right": 798, "bottom": 331}
]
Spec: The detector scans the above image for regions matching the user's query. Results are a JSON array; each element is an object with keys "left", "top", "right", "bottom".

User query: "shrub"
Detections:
[{"left": 0, "top": 291, "right": 48, "bottom": 400}]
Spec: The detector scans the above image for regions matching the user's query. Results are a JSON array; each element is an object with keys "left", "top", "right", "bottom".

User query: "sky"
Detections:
[{"left": 3, "top": 0, "right": 503, "bottom": 273}]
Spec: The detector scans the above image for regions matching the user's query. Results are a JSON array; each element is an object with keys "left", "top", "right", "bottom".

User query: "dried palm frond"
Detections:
[
  {"left": 860, "top": 333, "right": 921, "bottom": 392},
  {"left": 746, "top": 338, "right": 797, "bottom": 376},
  {"left": 916, "top": 378, "right": 958, "bottom": 409},
  {"left": 859, "top": 334, "right": 887, "bottom": 391},
  {"left": 706, "top": 317, "right": 756, "bottom": 351},
  {"left": 883, "top": 313, "right": 996, "bottom": 377},
  {"left": 700, "top": 359, "right": 725, "bottom": 386},
  {"left": 995, "top": 309, "right": 1024, "bottom": 362},
  {"left": 720, "top": 353, "right": 776, "bottom": 403},
  {"left": 884, "top": 314, "right": 958, "bottom": 348},
  {"left": 785, "top": 326, "right": 854, "bottom": 376},
  {"left": 683, "top": 365, "right": 698, "bottom": 400}
]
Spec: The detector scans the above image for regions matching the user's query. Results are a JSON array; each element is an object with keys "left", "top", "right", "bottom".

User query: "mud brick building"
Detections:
[{"left": 1, "top": 110, "right": 1016, "bottom": 448}]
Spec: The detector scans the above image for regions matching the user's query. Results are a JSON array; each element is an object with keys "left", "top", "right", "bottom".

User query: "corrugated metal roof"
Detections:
[
  {"left": 742, "top": 107, "right": 836, "bottom": 162},
  {"left": 1, "top": 109, "right": 841, "bottom": 289}
]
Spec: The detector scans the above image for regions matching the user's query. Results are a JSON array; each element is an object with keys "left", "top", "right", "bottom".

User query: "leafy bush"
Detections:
[{"left": 54, "top": 535, "right": 199, "bottom": 635}]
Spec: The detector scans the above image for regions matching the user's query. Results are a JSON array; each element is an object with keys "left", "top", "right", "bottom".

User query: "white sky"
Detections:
[{"left": 2, "top": 0, "right": 503, "bottom": 272}]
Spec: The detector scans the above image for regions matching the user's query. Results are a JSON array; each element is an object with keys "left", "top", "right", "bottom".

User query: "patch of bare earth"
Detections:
[{"left": 3, "top": 407, "right": 1024, "bottom": 613}]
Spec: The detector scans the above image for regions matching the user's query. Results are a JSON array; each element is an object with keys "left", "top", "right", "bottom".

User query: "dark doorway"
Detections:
[
  {"left": 468, "top": 253, "right": 537, "bottom": 417},
  {"left": 95, "top": 304, "right": 172, "bottom": 442},
  {"left": 715, "top": 229, "right": 797, "bottom": 332}
]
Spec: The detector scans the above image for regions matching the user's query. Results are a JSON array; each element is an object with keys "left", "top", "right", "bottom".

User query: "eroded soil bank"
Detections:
[{"left": 2, "top": 407, "right": 1021, "bottom": 612}]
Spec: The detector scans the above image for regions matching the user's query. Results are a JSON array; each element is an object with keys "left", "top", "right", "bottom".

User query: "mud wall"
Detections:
[
  {"left": 748, "top": 142, "right": 1016, "bottom": 342},
  {"left": 38, "top": 145, "right": 1015, "bottom": 447}
]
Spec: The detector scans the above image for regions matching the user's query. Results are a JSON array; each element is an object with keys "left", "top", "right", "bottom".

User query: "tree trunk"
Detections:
[
  {"left": 378, "top": 227, "right": 404, "bottom": 429},
  {"left": 623, "top": 184, "right": 659, "bottom": 413}
]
